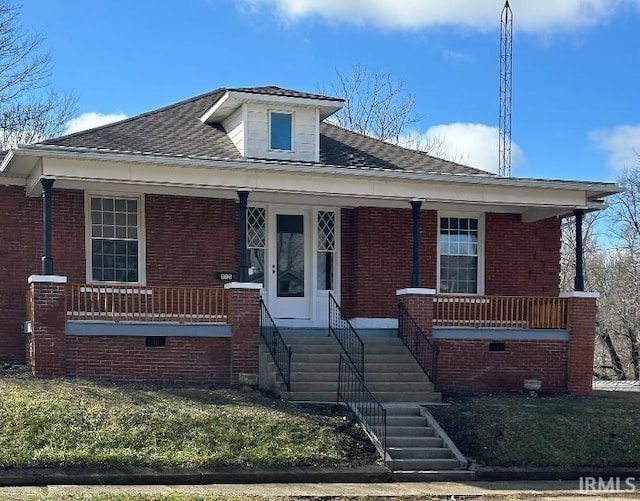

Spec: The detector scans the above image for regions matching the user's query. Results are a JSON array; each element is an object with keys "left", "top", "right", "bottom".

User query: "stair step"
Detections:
[
  {"left": 386, "top": 436, "right": 443, "bottom": 448},
  {"left": 392, "top": 470, "right": 475, "bottom": 482},
  {"left": 363, "top": 372, "right": 431, "bottom": 383},
  {"left": 389, "top": 458, "right": 461, "bottom": 471},
  {"left": 290, "top": 382, "right": 338, "bottom": 392},
  {"left": 366, "top": 382, "right": 434, "bottom": 393},
  {"left": 292, "top": 353, "right": 339, "bottom": 363},
  {"left": 387, "top": 416, "right": 428, "bottom": 427},
  {"left": 291, "top": 362, "right": 338, "bottom": 372},
  {"left": 362, "top": 363, "right": 425, "bottom": 373},
  {"left": 374, "top": 392, "right": 441, "bottom": 403},
  {"left": 387, "top": 447, "right": 453, "bottom": 459},
  {"left": 386, "top": 426, "right": 435, "bottom": 438},
  {"left": 363, "top": 354, "right": 417, "bottom": 363}
]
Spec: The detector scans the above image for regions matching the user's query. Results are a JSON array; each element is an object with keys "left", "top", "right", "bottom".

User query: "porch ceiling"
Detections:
[{"left": 2, "top": 146, "right": 620, "bottom": 220}]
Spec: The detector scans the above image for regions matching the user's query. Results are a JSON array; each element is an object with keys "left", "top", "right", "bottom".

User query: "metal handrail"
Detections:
[
  {"left": 398, "top": 301, "right": 439, "bottom": 389},
  {"left": 260, "top": 299, "right": 292, "bottom": 392},
  {"left": 337, "top": 354, "right": 387, "bottom": 462},
  {"left": 328, "top": 292, "right": 364, "bottom": 377}
]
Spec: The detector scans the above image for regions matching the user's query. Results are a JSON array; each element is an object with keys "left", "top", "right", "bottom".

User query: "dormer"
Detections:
[{"left": 199, "top": 87, "right": 343, "bottom": 162}]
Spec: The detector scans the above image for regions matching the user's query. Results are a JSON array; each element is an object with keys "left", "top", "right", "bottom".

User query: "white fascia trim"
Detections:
[
  {"left": 0, "top": 149, "right": 14, "bottom": 173},
  {"left": 199, "top": 91, "right": 230, "bottom": 123},
  {"left": 228, "top": 91, "right": 343, "bottom": 114},
  {"left": 559, "top": 291, "right": 600, "bottom": 298},
  {"left": 8, "top": 146, "right": 620, "bottom": 198},
  {"left": 224, "top": 282, "right": 263, "bottom": 290},
  {"left": 28, "top": 275, "right": 68, "bottom": 284},
  {"left": 396, "top": 288, "right": 437, "bottom": 296}
]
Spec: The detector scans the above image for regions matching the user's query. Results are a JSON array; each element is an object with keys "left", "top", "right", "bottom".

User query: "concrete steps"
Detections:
[{"left": 260, "top": 329, "right": 468, "bottom": 480}]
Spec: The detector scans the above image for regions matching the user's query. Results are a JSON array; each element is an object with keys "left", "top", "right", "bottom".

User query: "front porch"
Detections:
[{"left": 26, "top": 277, "right": 595, "bottom": 395}]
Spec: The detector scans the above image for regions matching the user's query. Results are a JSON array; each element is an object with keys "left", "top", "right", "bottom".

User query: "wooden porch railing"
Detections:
[
  {"left": 66, "top": 284, "right": 227, "bottom": 323},
  {"left": 434, "top": 295, "right": 570, "bottom": 329}
]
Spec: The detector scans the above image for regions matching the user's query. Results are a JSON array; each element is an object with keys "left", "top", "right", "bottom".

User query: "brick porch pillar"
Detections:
[
  {"left": 28, "top": 275, "right": 68, "bottom": 377},
  {"left": 396, "top": 287, "right": 436, "bottom": 340},
  {"left": 561, "top": 291, "right": 599, "bottom": 395},
  {"left": 225, "top": 282, "right": 262, "bottom": 385}
]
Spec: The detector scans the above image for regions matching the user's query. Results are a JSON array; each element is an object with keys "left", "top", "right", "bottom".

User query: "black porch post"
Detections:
[
  {"left": 574, "top": 209, "right": 585, "bottom": 292},
  {"left": 410, "top": 199, "right": 423, "bottom": 287},
  {"left": 237, "top": 189, "right": 250, "bottom": 282},
  {"left": 41, "top": 178, "right": 55, "bottom": 275}
]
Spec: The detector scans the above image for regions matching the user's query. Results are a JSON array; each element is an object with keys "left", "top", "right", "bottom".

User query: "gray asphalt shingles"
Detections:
[{"left": 38, "top": 86, "right": 489, "bottom": 177}]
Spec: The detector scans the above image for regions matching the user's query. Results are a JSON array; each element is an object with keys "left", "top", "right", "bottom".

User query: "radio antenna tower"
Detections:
[{"left": 499, "top": 0, "right": 513, "bottom": 177}]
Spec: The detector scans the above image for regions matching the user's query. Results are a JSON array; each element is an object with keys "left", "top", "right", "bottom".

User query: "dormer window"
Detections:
[{"left": 269, "top": 111, "right": 293, "bottom": 151}]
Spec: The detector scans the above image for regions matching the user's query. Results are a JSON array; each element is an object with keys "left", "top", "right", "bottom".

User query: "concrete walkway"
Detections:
[{"left": 2, "top": 481, "right": 640, "bottom": 499}]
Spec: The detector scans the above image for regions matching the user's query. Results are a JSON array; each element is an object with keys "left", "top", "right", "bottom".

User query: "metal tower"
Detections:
[{"left": 499, "top": 0, "right": 513, "bottom": 177}]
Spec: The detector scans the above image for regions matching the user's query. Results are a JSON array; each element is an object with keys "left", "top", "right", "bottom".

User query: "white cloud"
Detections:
[
  {"left": 589, "top": 125, "right": 640, "bottom": 169},
  {"left": 64, "top": 112, "right": 128, "bottom": 135},
  {"left": 240, "top": 0, "right": 637, "bottom": 33},
  {"left": 402, "top": 123, "right": 524, "bottom": 174}
]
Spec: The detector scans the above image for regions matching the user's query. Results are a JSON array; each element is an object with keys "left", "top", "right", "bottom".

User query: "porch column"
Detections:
[
  {"left": 561, "top": 291, "right": 599, "bottom": 395},
  {"left": 574, "top": 209, "right": 585, "bottom": 292},
  {"left": 41, "top": 178, "right": 55, "bottom": 275},
  {"left": 410, "top": 199, "right": 423, "bottom": 287},
  {"left": 28, "top": 275, "right": 68, "bottom": 377},
  {"left": 237, "top": 189, "right": 250, "bottom": 282}
]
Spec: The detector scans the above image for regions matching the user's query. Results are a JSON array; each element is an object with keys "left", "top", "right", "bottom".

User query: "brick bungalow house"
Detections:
[{"left": 0, "top": 86, "right": 618, "bottom": 396}]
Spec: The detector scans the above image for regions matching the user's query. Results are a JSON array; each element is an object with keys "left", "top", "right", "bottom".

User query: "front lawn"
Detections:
[
  {"left": 0, "top": 375, "right": 377, "bottom": 470},
  {"left": 430, "top": 391, "right": 640, "bottom": 468}
]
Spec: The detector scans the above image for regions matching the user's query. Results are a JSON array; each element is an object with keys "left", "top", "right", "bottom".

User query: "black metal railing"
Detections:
[
  {"left": 329, "top": 292, "right": 364, "bottom": 377},
  {"left": 337, "top": 354, "right": 387, "bottom": 459},
  {"left": 260, "top": 299, "right": 292, "bottom": 392},
  {"left": 398, "top": 301, "right": 439, "bottom": 389}
]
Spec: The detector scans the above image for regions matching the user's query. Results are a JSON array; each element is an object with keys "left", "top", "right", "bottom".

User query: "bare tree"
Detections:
[
  {"left": 0, "top": 0, "right": 75, "bottom": 150},
  {"left": 320, "top": 65, "right": 417, "bottom": 144}
]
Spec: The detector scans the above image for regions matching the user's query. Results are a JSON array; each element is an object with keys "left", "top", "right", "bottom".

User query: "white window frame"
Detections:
[
  {"left": 84, "top": 192, "right": 146, "bottom": 285},
  {"left": 268, "top": 110, "right": 294, "bottom": 152},
  {"left": 436, "top": 212, "right": 484, "bottom": 295}
]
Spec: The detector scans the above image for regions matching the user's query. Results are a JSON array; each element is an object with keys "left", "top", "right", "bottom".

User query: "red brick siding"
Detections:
[
  {"left": 343, "top": 207, "right": 437, "bottom": 319},
  {"left": 66, "top": 336, "right": 231, "bottom": 383},
  {"left": 145, "top": 195, "right": 238, "bottom": 287},
  {"left": 0, "top": 186, "right": 84, "bottom": 361},
  {"left": 567, "top": 296, "right": 597, "bottom": 395},
  {"left": 485, "top": 213, "right": 561, "bottom": 296},
  {"left": 436, "top": 339, "right": 568, "bottom": 394}
]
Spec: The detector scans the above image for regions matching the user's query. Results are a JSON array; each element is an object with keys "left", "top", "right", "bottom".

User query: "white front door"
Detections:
[{"left": 268, "top": 209, "right": 312, "bottom": 319}]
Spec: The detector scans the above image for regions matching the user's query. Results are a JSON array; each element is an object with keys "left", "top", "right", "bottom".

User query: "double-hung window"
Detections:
[
  {"left": 89, "top": 196, "right": 142, "bottom": 283},
  {"left": 439, "top": 216, "right": 481, "bottom": 294},
  {"left": 269, "top": 111, "right": 293, "bottom": 151}
]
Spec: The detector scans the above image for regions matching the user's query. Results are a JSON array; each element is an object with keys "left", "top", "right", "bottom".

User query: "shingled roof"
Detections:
[{"left": 41, "top": 86, "right": 491, "bottom": 177}]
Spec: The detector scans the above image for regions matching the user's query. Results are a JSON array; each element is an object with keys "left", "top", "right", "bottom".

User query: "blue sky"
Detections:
[{"left": 19, "top": 0, "right": 640, "bottom": 182}]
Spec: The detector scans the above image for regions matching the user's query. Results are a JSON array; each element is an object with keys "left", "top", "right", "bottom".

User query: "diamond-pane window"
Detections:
[
  {"left": 317, "top": 211, "right": 336, "bottom": 290},
  {"left": 247, "top": 207, "right": 266, "bottom": 249},
  {"left": 247, "top": 207, "right": 266, "bottom": 285},
  {"left": 318, "top": 211, "right": 335, "bottom": 251}
]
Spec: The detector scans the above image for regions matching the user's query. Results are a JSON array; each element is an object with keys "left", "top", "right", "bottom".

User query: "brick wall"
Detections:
[
  {"left": 66, "top": 336, "right": 231, "bottom": 383},
  {"left": 485, "top": 213, "right": 561, "bottom": 296},
  {"left": 0, "top": 186, "right": 84, "bottom": 361},
  {"left": 341, "top": 206, "right": 437, "bottom": 319},
  {"left": 343, "top": 208, "right": 560, "bottom": 319},
  {"left": 145, "top": 195, "right": 238, "bottom": 287},
  {"left": 436, "top": 339, "right": 569, "bottom": 394}
]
